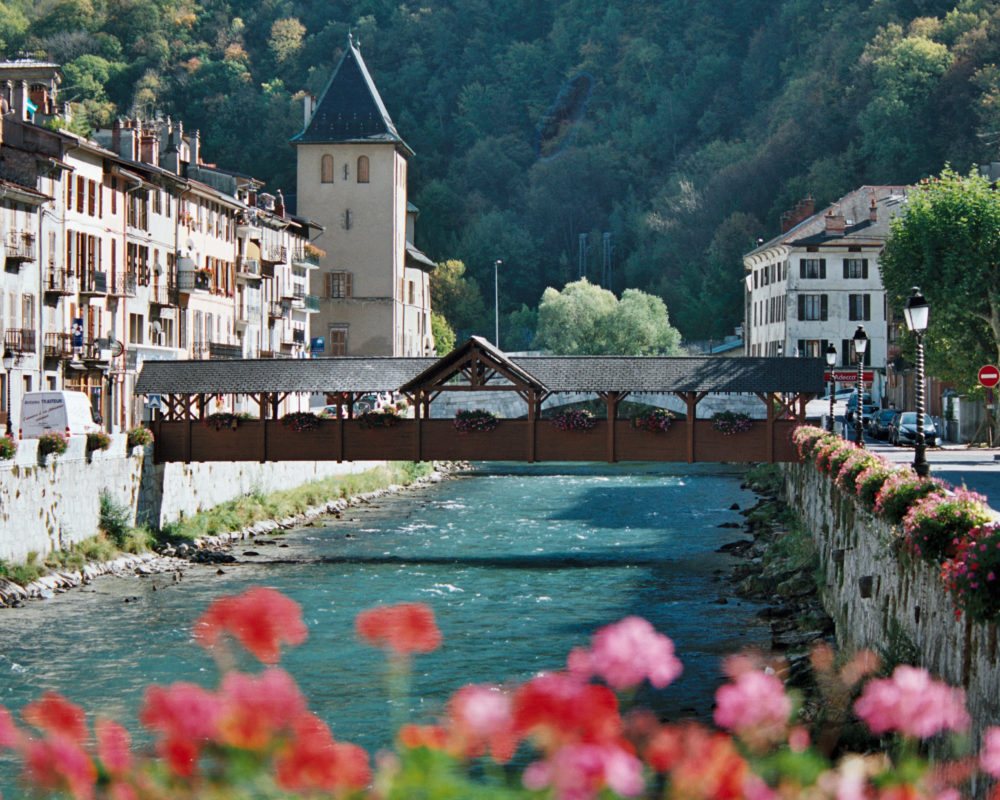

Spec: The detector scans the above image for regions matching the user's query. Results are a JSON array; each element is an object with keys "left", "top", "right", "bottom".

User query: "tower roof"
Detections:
[{"left": 291, "top": 35, "right": 412, "bottom": 155}]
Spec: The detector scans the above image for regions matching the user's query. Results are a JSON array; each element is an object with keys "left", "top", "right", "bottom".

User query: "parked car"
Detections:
[
  {"left": 845, "top": 391, "right": 878, "bottom": 426},
  {"left": 889, "top": 411, "right": 938, "bottom": 447},
  {"left": 870, "top": 408, "right": 899, "bottom": 440}
]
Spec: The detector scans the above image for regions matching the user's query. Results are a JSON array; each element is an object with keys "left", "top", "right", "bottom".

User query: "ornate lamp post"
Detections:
[
  {"left": 903, "top": 286, "right": 930, "bottom": 477},
  {"left": 2, "top": 349, "right": 16, "bottom": 438},
  {"left": 493, "top": 259, "right": 503, "bottom": 348},
  {"left": 853, "top": 326, "right": 868, "bottom": 448},
  {"left": 825, "top": 342, "right": 837, "bottom": 432}
]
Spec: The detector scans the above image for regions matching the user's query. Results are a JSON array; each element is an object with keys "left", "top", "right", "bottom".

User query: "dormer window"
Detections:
[
  {"left": 357, "top": 155, "right": 369, "bottom": 183},
  {"left": 321, "top": 154, "right": 334, "bottom": 184}
]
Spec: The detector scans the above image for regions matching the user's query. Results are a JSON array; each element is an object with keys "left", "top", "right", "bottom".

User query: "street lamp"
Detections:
[
  {"left": 493, "top": 259, "right": 502, "bottom": 348},
  {"left": 903, "top": 286, "right": 930, "bottom": 477},
  {"left": 2, "top": 349, "right": 16, "bottom": 438},
  {"left": 825, "top": 342, "right": 837, "bottom": 432},
  {"left": 853, "top": 325, "right": 868, "bottom": 448}
]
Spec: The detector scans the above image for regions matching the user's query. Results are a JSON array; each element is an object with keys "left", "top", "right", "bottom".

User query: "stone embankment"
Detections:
[{"left": 0, "top": 469, "right": 454, "bottom": 608}]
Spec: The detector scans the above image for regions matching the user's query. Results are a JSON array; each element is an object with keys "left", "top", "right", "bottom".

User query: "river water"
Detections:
[{"left": 0, "top": 462, "right": 769, "bottom": 785}]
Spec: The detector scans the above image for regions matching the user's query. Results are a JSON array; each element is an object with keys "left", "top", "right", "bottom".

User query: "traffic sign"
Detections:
[{"left": 979, "top": 365, "right": 1000, "bottom": 388}]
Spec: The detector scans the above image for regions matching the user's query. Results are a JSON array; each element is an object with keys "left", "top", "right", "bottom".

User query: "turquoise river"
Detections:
[{"left": 0, "top": 462, "right": 770, "bottom": 788}]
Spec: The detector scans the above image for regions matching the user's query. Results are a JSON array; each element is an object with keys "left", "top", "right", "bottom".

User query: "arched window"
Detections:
[
  {"left": 321, "top": 154, "right": 334, "bottom": 184},
  {"left": 357, "top": 155, "right": 370, "bottom": 183}
]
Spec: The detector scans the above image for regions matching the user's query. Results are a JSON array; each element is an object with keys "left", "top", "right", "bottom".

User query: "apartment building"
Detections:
[
  {"left": 0, "top": 60, "right": 321, "bottom": 433},
  {"left": 743, "top": 186, "right": 909, "bottom": 400}
]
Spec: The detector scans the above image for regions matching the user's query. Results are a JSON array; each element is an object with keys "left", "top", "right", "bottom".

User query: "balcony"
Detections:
[
  {"left": 43, "top": 332, "right": 74, "bottom": 359},
  {"left": 236, "top": 257, "right": 261, "bottom": 280},
  {"left": 281, "top": 326, "right": 306, "bottom": 345},
  {"left": 208, "top": 342, "right": 243, "bottom": 359},
  {"left": 262, "top": 244, "right": 287, "bottom": 264},
  {"left": 177, "top": 272, "right": 212, "bottom": 293},
  {"left": 259, "top": 349, "right": 275, "bottom": 359},
  {"left": 5, "top": 231, "right": 35, "bottom": 266},
  {"left": 236, "top": 302, "right": 262, "bottom": 330},
  {"left": 4, "top": 328, "right": 36, "bottom": 354},
  {"left": 149, "top": 281, "right": 177, "bottom": 306},
  {"left": 109, "top": 273, "right": 138, "bottom": 297},
  {"left": 79, "top": 271, "right": 108, "bottom": 295},
  {"left": 268, "top": 301, "right": 286, "bottom": 320},
  {"left": 291, "top": 249, "right": 321, "bottom": 268},
  {"left": 43, "top": 267, "right": 76, "bottom": 296}
]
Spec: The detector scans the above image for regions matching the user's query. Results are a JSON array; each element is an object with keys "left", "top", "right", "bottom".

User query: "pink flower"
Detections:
[
  {"left": 194, "top": 586, "right": 308, "bottom": 664},
  {"left": 0, "top": 704, "right": 19, "bottom": 748},
  {"left": 981, "top": 726, "right": 1000, "bottom": 778},
  {"left": 95, "top": 719, "right": 131, "bottom": 776},
  {"left": 854, "top": 665, "right": 970, "bottom": 738},
  {"left": 355, "top": 602, "right": 442, "bottom": 655},
  {"left": 513, "top": 672, "right": 622, "bottom": 751},
  {"left": 21, "top": 692, "right": 88, "bottom": 744},
  {"left": 569, "top": 617, "right": 683, "bottom": 690},
  {"left": 217, "top": 668, "right": 307, "bottom": 750},
  {"left": 714, "top": 668, "right": 791, "bottom": 746},
  {"left": 23, "top": 736, "right": 97, "bottom": 800},
  {"left": 447, "top": 684, "right": 517, "bottom": 762},
  {"left": 523, "top": 743, "right": 644, "bottom": 800},
  {"left": 139, "top": 682, "right": 222, "bottom": 776}
]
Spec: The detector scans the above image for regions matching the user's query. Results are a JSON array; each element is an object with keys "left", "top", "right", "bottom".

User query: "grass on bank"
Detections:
[{"left": 0, "top": 462, "right": 435, "bottom": 587}]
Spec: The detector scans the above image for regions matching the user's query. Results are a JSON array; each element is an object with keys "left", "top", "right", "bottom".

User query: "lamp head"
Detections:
[
  {"left": 853, "top": 325, "right": 869, "bottom": 355},
  {"left": 903, "top": 286, "right": 929, "bottom": 333},
  {"left": 825, "top": 342, "right": 837, "bottom": 366},
  {"left": 1, "top": 349, "right": 14, "bottom": 371}
]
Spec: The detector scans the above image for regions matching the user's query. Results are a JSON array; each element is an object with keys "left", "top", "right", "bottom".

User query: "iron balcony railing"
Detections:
[
  {"left": 237, "top": 257, "right": 261, "bottom": 279},
  {"left": 79, "top": 271, "right": 108, "bottom": 295},
  {"left": 43, "top": 332, "right": 74, "bottom": 359},
  {"left": 42, "top": 267, "right": 76, "bottom": 295},
  {"left": 208, "top": 342, "right": 243, "bottom": 359},
  {"left": 6, "top": 231, "right": 35, "bottom": 262},
  {"left": 109, "top": 273, "right": 138, "bottom": 297},
  {"left": 4, "top": 328, "right": 36, "bottom": 354}
]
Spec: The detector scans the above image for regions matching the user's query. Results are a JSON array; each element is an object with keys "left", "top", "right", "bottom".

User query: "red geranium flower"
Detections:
[
  {"left": 193, "top": 586, "right": 308, "bottom": 664},
  {"left": 275, "top": 712, "right": 371, "bottom": 794},
  {"left": 23, "top": 736, "right": 98, "bottom": 800},
  {"left": 21, "top": 692, "right": 88, "bottom": 744},
  {"left": 355, "top": 602, "right": 441, "bottom": 655},
  {"left": 513, "top": 672, "right": 623, "bottom": 753}
]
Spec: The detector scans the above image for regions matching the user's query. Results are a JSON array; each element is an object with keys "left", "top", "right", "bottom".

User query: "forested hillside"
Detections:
[{"left": 7, "top": 0, "right": 1000, "bottom": 339}]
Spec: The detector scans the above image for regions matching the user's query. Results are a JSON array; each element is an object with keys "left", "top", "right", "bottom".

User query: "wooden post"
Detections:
[
  {"left": 676, "top": 392, "right": 705, "bottom": 463},
  {"left": 600, "top": 392, "right": 624, "bottom": 463},
  {"left": 415, "top": 390, "right": 423, "bottom": 463},
  {"left": 766, "top": 392, "right": 775, "bottom": 463},
  {"left": 527, "top": 390, "right": 537, "bottom": 463}
]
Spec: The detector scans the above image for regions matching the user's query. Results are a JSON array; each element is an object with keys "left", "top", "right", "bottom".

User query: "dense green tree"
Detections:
[
  {"left": 431, "top": 311, "right": 455, "bottom": 355},
  {"left": 880, "top": 168, "right": 1000, "bottom": 391},
  {"left": 428, "top": 259, "right": 487, "bottom": 336},
  {"left": 535, "top": 279, "right": 681, "bottom": 355}
]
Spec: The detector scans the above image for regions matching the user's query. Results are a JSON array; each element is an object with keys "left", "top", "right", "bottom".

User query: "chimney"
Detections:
[
  {"left": 161, "top": 118, "right": 181, "bottom": 174},
  {"left": 275, "top": 189, "right": 285, "bottom": 217},
  {"left": 825, "top": 213, "right": 846, "bottom": 235},
  {"left": 303, "top": 93, "right": 314, "bottom": 126},
  {"left": 140, "top": 129, "right": 158, "bottom": 164},
  {"left": 870, "top": 195, "right": 878, "bottom": 223},
  {"left": 780, "top": 196, "right": 816, "bottom": 234},
  {"left": 111, "top": 119, "right": 121, "bottom": 153},
  {"left": 190, "top": 129, "right": 201, "bottom": 166}
]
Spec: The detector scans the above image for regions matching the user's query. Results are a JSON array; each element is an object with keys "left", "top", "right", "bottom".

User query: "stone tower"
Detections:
[{"left": 292, "top": 35, "right": 433, "bottom": 357}]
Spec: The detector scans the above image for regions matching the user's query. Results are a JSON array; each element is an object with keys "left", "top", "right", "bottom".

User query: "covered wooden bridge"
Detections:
[{"left": 134, "top": 337, "right": 824, "bottom": 464}]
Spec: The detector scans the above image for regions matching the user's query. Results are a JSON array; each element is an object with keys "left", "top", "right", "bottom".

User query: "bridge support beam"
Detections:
[
  {"left": 676, "top": 391, "right": 707, "bottom": 463},
  {"left": 598, "top": 391, "right": 629, "bottom": 462}
]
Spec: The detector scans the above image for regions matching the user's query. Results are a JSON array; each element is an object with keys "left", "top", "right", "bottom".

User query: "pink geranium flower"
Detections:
[
  {"left": 714, "top": 666, "right": 791, "bottom": 746},
  {"left": 523, "top": 742, "right": 644, "bottom": 800},
  {"left": 217, "top": 668, "right": 307, "bottom": 750},
  {"left": 854, "top": 665, "right": 970, "bottom": 739},
  {"left": 569, "top": 616, "right": 683, "bottom": 690},
  {"left": 447, "top": 683, "right": 517, "bottom": 762},
  {"left": 21, "top": 692, "right": 88, "bottom": 744},
  {"left": 139, "top": 682, "right": 222, "bottom": 776},
  {"left": 95, "top": 719, "right": 132, "bottom": 776},
  {"left": 980, "top": 726, "right": 1000, "bottom": 778}
]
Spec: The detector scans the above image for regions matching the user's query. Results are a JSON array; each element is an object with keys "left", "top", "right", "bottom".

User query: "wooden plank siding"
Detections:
[{"left": 152, "top": 418, "right": 802, "bottom": 464}]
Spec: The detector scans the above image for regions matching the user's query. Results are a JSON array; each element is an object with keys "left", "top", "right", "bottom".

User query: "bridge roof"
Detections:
[
  {"left": 135, "top": 349, "right": 825, "bottom": 396},
  {"left": 134, "top": 356, "right": 437, "bottom": 394},
  {"left": 511, "top": 356, "right": 825, "bottom": 394}
]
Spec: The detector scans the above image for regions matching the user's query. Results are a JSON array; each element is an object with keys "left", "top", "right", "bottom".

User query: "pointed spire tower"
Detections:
[{"left": 293, "top": 36, "right": 432, "bottom": 358}]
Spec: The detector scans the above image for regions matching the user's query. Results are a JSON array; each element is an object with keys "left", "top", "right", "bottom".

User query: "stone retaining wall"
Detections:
[
  {"left": 784, "top": 462, "right": 1000, "bottom": 732},
  {"left": 0, "top": 434, "right": 383, "bottom": 563}
]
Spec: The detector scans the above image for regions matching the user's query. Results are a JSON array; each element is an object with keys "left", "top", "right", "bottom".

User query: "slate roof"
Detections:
[
  {"left": 134, "top": 357, "right": 436, "bottom": 395},
  {"left": 135, "top": 348, "right": 825, "bottom": 396},
  {"left": 510, "top": 356, "right": 825, "bottom": 394},
  {"left": 290, "top": 36, "right": 413, "bottom": 155}
]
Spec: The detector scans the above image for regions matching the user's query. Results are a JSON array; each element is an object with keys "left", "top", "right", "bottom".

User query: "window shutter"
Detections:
[
  {"left": 862, "top": 259, "right": 868, "bottom": 279},
  {"left": 843, "top": 261, "right": 849, "bottom": 279},
  {"left": 842, "top": 339, "right": 850, "bottom": 367},
  {"left": 819, "top": 259, "right": 826, "bottom": 279},
  {"left": 797, "top": 295, "right": 805, "bottom": 320},
  {"left": 821, "top": 294, "right": 828, "bottom": 320},
  {"left": 798, "top": 339, "right": 805, "bottom": 357},
  {"left": 820, "top": 339, "right": 828, "bottom": 359},
  {"left": 346, "top": 273, "right": 352, "bottom": 297},
  {"left": 864, "top": 294, "right": 871, "bottom": 321},
  {"left": 799, "top": 260, "right": 805, "bottom": 279}
]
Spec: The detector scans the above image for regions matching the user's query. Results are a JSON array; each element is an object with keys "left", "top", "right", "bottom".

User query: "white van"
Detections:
[{"left": 19, "top": 391, "right": 102, "bottom": 439}]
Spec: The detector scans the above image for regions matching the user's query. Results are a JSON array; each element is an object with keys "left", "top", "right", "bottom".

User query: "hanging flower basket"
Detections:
[
  {"left": 280, "top": 412, "right": 322, "bottom": 432},
  {"left": 0, "top": 434, "right": 16, "bottom": 460},
  {"left": 204, "top": 412, "right": 241, "bottom": 430},
  {"left": 86, "top": 431, "right": 111, "bottom": 453},
  {"left": 548, "top": 409, "right": 597, "bottom": 432},
  {"left": 631, "top": 408, "right": 673, "bottom": 433},
  {"left": 711, "top": 411, "right": 753, "bottom": 435},
  {"left": 358, "top": 408, "right": 402, "bottom": 430},
  {"left": 37, "top": 431, "right": 69, "bottom": 459},
  {"left": 454, "top": 409, "right": 499, "bottom": 434},
  {"left": 127, "top": 426, "right": 153, "bottom": 449}
]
